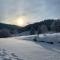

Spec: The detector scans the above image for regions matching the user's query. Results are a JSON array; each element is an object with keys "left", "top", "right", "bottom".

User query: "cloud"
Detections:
[{"left": 0, "top": 0, "right": 60, "bottom": 24}]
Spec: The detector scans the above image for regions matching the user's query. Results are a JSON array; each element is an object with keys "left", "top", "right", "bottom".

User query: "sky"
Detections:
[{"left": 0, "top": 0, "right": 60, "bottom": 26}]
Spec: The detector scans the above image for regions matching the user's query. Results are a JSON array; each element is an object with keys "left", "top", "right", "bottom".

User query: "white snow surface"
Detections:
[{"left": 0, "top": 33, "right": 60, "bottom": 60}]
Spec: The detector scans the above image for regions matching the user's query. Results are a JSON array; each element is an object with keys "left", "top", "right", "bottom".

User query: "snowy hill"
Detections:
[
  {"left": 0, "top": 19, "right": 60, "bottom": 37},
  {"left": 0, "top": 33, "right": 60, "bottom": 60}
]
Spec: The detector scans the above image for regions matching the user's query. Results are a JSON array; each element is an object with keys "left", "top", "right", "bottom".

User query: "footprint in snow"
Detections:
[{"left": 0, "top": 48, "right": 23, "bottom": 60}]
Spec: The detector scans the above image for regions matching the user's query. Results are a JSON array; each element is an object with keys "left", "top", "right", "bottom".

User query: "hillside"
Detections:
[
  {"left": 0, "top": 19, "right": 60, "bottom": 37},
  {"left": 24, "top": 19, "right": 60, "bottom": 34},
  {"left": 0, "top": 23, "right": 23, "bottom": 37}
]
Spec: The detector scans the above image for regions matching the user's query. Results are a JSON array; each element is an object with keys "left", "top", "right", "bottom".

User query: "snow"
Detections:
[{"left": 0, "top": 33, "right": 60, "bottom": 60}]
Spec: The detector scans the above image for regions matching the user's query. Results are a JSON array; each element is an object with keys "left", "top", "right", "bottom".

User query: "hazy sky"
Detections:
[{"left": 0, "top": 0, "right": 60, "bottom": 25}]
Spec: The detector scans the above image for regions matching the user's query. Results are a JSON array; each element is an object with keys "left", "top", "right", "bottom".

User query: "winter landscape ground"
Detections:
[{"left": 0, "top": 33, "right": 60, "bottom": 60}]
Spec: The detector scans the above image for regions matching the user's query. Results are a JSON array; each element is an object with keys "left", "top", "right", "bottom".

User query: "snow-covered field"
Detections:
[{"left": 0, "top": 33, "right": 60, "bottom": 60}]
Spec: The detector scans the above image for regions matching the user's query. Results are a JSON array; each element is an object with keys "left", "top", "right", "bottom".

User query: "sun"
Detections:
[
  {"left": 8, "top": 16, "right": 28, "bottom": 27},
  {"left": 17, "top": 18, "right": 24, "bottom": 26},
  {"left": 16, "top": 16, "right": 28, "bottom": 27}
]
